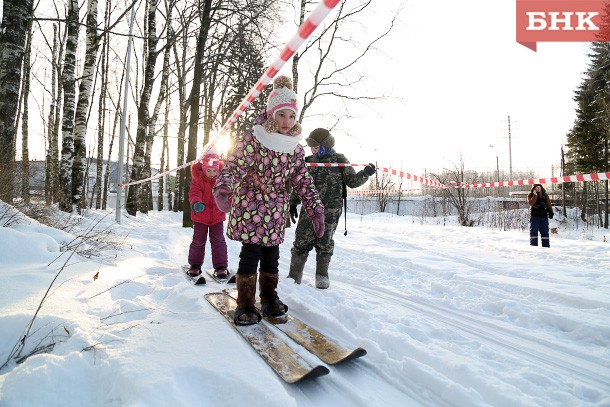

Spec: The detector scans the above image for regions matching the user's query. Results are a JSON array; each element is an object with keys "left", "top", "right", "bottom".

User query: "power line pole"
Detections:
[{"left": 508, "top": 115, "right": 513, "bottom": 181}]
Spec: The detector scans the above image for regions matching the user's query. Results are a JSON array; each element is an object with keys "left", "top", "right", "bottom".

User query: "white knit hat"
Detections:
[{"left": 266, "top": 76, "right": 298, "bottom": 119}]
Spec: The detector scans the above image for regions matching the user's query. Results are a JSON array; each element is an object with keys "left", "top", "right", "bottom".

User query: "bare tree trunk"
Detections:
[
  {"left": 94, "top": 54, "right": 107, "bottom": 210},
  {"left": 20, "top": 18, "right": 33, "bottom": 203},
  {"left": 87, "top": 146, "right": 96, "bottom": 208},
  {"left": 102, "top": 68, "right": 124, "bottom": 210},
  {"left": 144, "top": 17, "right": 172, "bottom": 212},
  {"left": 396, "top": 166, "right": 404, "bottom": 215},
  {"left": 0, "top": 0, "right": 34, "bottom": 203},
  {"left": 59, "top": 0, "right": 79, "bottom": 212},
  {"left": 604, "top": 136, "right": 609, "bottom": 229},
  {"left": 45, "top": 24, "right": 60, "bottom": 205},
  {"left": 172, "top": 85, "right": 187, "bottom": 213},
  {"left": 581, "top": 182, "right": 587, "bottom": 222},
  {"left": 169, "top": 10, "right": 189, "bottom": 213},
  {"left": 126, "top": 0, "right": 158, "bottom": 216},
  {"left": 291, "top": 0, "right": 306, "bottom": 93},
  {"left": 51, "top": 25, "right": 66, "bottom": 205},
  {"left": 95, "top": 0, "right": 111, "bottom": 210},
  {"left": 183, "top": 0, "right": 213, "bottom": 227},
  {"left": 158, "top": 90, "right": 171, "bottom": 211},
  {"left": 72, "top": 0, "right": 99, "bottom": 213}
]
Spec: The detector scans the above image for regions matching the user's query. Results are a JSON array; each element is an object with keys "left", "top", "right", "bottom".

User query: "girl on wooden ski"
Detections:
[
  {"left": 187, "top": 147, "right": 229, "bottom": 278},
  {"left": 213, "top": 75, "right": 325, "bottom": 325}
]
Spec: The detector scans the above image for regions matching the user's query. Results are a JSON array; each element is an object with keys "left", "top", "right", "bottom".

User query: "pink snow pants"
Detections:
[{"left": 188, "top": 221, "right": 228, "bottom": 269}]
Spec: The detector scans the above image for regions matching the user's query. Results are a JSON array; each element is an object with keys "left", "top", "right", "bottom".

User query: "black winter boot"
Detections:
[
  {"left": 287, "top": 251, "right": 308, "bottom": 284},
  {"left": 315, "top": 254, "right": 332, "bottom": 289}
]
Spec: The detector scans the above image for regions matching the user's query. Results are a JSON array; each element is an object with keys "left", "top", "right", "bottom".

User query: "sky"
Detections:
[
  {"left": 1, "top": 200, "right": 609, "bottom": 406},
  {"left": 17, "top": 0, "right": 594, "bottom": 186},
  {"left": 287, "top": 0, "right": 592, "bottom": 179}
]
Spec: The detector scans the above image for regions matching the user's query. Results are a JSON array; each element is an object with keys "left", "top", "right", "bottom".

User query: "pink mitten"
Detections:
[
  {"left": 311, "top": 213, "right": 326, "bottom": 238},
  {"left": 213, "top": 186, "right": 232, "bottom": 213}
]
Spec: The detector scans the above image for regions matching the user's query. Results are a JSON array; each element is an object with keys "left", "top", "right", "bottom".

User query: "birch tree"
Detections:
[
  {"left": 20, "top": 15, "right": 34, "bottom": 203},
  {"left": 72, "top": 0, "right": 100, "bottom": 213},
  {"left": 45, "top": 23, "right": 64, "bottom": 205},
  {"left": 142, "top": 1, "right": 173, "bottom": 212},
  {"left": 0, "top": 0, "right": 35, "bottom": 203},
  {"left": 94, "top": 0, "right": 111, "bottom": 209},
  {"left": 169, "top": 2, "right": 196, "bottom": 212},
  {"left": 126, "top": 0, "right": 168, "bottom": 216},
  {"left": 59, "top": 0, "right": 79, "bottom": 212},
  {"left": 158, "top": 91, "right": 171, "bottom": 211},
  {"left": 102, "top": 65, "right": 124, "bottom": 210}
]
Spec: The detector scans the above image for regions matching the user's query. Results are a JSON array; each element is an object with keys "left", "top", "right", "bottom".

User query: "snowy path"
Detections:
[{"left": 1, "top": 210, "right": 609, "bottom": 406}]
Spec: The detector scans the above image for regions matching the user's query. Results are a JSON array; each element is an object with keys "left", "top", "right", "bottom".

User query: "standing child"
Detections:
[
  {"left": 187, "top": 148, "right": 229, "bottom": 278},
  {"left": 213, "top": 75, "right": 325, "bottom": 326}
]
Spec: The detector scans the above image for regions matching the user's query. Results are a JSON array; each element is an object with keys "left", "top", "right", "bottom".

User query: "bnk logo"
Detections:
[{"left": 516, "top": 0, "right": 610, "bottom": 51}]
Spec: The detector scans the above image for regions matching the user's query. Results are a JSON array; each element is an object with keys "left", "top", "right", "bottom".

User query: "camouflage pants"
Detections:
[{"left": 292, "top": 207, "right": 342, "bottom": 256}]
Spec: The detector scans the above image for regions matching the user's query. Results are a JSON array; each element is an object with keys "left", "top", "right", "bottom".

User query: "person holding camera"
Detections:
[{"left": 527, "top": 183, "right": 554, "bottom": 247}]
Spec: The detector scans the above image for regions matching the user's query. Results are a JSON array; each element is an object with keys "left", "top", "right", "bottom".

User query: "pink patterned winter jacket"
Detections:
[{"left": 214, "top": 113, "right": 324, "bottom": 247}]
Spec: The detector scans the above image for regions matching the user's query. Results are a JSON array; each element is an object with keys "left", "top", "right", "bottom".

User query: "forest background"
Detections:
[{"left": 0, "top": 0, "right": 608, "bottom": 230}]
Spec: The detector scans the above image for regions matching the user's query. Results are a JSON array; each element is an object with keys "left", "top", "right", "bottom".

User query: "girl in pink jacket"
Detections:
[
  {"left": 213, "top": 76, "right": 325, "bottom": 325},
  {"left": 187, "top": 150, "right": 228, "bottom": 278}
]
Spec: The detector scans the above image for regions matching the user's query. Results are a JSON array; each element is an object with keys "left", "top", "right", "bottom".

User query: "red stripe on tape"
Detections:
[
  {"left": 266, "top": 66, "right": 278, "bottom": 78},
  {"left": 280, "top": 46, "right": 295, "bottom": 61},
  {"left": 299, "top": 20, "right": 318, "bottom": 39}
]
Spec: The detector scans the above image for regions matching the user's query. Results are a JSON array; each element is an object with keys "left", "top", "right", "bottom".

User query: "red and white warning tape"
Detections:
[
  {"left": 351, "top": 171, "right": 610, "bottom": 195},
  {"left": 220, "top": 0, "right": 342, "bottom": 134},
  {"left": 453, "top": 172, "right": 610, "bottom": 189},
  {"left": 349, "top": 189, "right": 423, "bottom": 195},
  {"left": 119, "top": 0, "right": 342, "bottom": 189},
  {"left": 306, "top": 163, "right": 446, "bottom": 188}
]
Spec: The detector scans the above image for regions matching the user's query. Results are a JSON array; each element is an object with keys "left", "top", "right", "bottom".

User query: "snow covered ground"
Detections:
[{"left": 0, "top": 203, "right": 609, "bottom": 406}]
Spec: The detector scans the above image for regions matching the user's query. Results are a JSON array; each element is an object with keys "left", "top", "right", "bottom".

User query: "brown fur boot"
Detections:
[
  {"left": 234, "top": 274, "right": 261, "bottom": 325},
  {"left": 259, "top": 271, "right": 288, "bottom": 317}
]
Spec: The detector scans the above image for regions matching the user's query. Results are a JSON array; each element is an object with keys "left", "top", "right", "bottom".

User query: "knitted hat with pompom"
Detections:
[
  {"left": 200, "top": 145, "right": 220, "bottom": 171},
  {"left": 266, "top": 76, "right": 298, "bottom": 118},
  {"left": 263, "top": 76, "right": 301, "bottom": 136}
]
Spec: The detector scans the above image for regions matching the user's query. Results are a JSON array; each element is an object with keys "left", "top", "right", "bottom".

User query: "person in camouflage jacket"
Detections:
[
  {"left": 288, "top": 128, "right": 376, "bottom": 289},
  {"left": 213, "top": 76, "right": 325, "bottom": 325}
]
